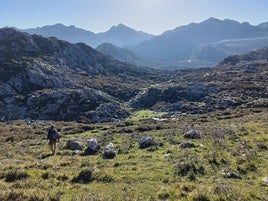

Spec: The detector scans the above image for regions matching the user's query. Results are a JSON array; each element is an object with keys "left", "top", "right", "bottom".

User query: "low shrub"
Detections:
[
  {"left": 71, "top": 168, "right": 93, "bottom": 184},
  {"left": 193, "top": 194, "right": 210, "bottom": 201},
  {"left": 57, "top": 174, "right": 69, "bottom": 181},
  {"left": 5, "top": 169, "right": 29, "bottom": 182},
  {"left": 175, "top": 162, "right": 205, "bottom": 177}
]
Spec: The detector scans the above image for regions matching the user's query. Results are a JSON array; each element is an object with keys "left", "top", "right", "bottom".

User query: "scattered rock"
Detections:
[
  {"left": 72, "top": 150, "right": 81, "bottom": 156},
  {"left": 222, "top": 172, "right": 241, "bottom": 179},
  {"left": 65, "top": 139, "right": 83, "bottom": 150},
  {"left": 84, "top": 138, "right": 100, "bottom": 155},
  {"left": 183, "top": 130, "right": 201, "bottom": 139},
  {"left": 103, "top": 143, "right": 116, "bottom": 159},
  {"left": 138, "top": 136, "right": 154, "bottom": 149},
  {"left": 179, "top": 141, "right": 195, "bottom": 148},
  {"left": 262, "top": 177, "right": 268, "bottom": 186},
  {"left": 162, "top": 153, "right": 171, "bottom": 158}
]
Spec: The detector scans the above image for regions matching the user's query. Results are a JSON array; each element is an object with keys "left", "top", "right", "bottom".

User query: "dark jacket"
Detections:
[{"left": 47, "top": 128, "right": 59, "bottom": 141}]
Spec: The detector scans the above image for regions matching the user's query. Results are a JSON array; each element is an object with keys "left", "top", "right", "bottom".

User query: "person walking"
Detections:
[{"left": 47, "top": 125, "right": 60, "bottom": 155}]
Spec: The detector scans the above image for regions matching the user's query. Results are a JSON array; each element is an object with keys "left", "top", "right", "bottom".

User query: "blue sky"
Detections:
[{"left": 1, "top": 0, "right": 267, "bottom": 34}]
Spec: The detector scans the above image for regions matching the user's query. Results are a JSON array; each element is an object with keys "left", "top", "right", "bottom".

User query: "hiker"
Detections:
[{"left": 47, "top": 125, "right": 60, "bottom": 155}]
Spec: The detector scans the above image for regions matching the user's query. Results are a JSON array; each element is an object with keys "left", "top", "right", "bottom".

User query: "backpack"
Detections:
[{"left": 50, "top": 129, "right": 59, "bottom": 140}]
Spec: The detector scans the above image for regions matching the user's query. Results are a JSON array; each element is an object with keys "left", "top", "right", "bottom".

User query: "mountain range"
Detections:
[
  {"left": 127, "top": 17, "right": 268, "bottom": 67},
  {"left": 17, "top": 17, "right": 268, "bottom": 69},
  {"left": 0, "top": 27, "right": 267, "bottom": 123},
  {"left": 22, "top": 23, "right": 154, "bottom": 48}
]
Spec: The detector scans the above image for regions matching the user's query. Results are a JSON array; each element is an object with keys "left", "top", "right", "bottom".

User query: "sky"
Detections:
[{"left": 1, "top": 0, "right": 268, "bottom": 35}]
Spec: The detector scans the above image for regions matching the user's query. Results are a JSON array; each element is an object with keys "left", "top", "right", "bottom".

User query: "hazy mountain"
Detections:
[
  {"left": 258, "top": 22, "right": 268, "bottom": 31},
  {"left": 23, "top": 23, "right": 97, "bottom": 46},
  {"left": 96, "top": 43, "right": 147, "bottom": 66},
  {"left": 96, "top": 43, "right": 188, "bottom": 69},
  {"left": 0, "top": 28, "right": 165, "bottom": 122},
  {"left": 22, "top": 23, "right": 154, "bottom": 48},
  {"left": 127, "top": 18, "right": 268, "bottom": 66},
  {"left": 192, "top": 37, "right": 268, "bottom": 61},
  {"left": 98, "top": 23, "right": 154, "bottom": 47}
]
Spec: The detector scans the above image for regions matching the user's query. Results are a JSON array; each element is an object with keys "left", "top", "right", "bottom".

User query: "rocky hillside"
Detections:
[
  {"left": 0, "top": 28, "right": 166, "bottom": 122},
  {"left": 129, "top": 47, "right": 268, "bottom": 114}
]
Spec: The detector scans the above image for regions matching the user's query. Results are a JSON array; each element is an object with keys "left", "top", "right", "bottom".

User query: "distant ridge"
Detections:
[
  {"left": 22, "top": 23, "right": 154, "bottom": 48},
  {"left": 95, "top": 18, "right": 268, "bottom": 69},
  {"left": 129, "top": 18, "right": 268, "bottom": 60}
]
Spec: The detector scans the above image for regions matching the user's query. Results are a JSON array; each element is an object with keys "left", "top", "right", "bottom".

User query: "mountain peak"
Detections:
[
  {"left": 117, "top": 23, "right": 128, "bottom": 28},
  {"left": 108, "top": 23, "right": 134, "bottom": 32},
  {"left": 203, "top": 17, "right": 221, "bottom": 23}
]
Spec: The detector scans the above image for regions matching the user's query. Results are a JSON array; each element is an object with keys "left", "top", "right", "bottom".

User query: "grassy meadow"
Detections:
[{"left": 0, "top": 108, "right": 267, "bottom": 201}]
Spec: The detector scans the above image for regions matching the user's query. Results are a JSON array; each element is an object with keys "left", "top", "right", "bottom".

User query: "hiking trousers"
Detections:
[{"left": 49, "top": 139, "right": 57, "bottom": 155}]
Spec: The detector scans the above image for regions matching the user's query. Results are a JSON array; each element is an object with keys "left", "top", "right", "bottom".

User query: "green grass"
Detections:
[
  {"left": 126, "top": 109, "right": 167, "bottom": 121},
  {"left": 0, "top": 108, "right": 267, "bottom": 200}
]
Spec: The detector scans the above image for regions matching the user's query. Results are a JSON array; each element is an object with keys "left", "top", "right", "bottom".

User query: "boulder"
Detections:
[
  {"left": 179, "top": 141, "right": 195, "bottom": 149},
  {"left": 138, "top": 136, "right": 154, "bottom": 149},
  {"left": 262, "top": 177, "right": 268, "bottom": 186},
  {"left": 84, "top": 138, "right": 100, "bottom": 155},
  {"left": 102, "top": 143, "right": 116, "bottom": 159},
  {"left": 183, "top": 130, "right": 201, "bottom": 139},
  {"left": 65, "top": 139, "right": 83, "bottom": 150}
]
